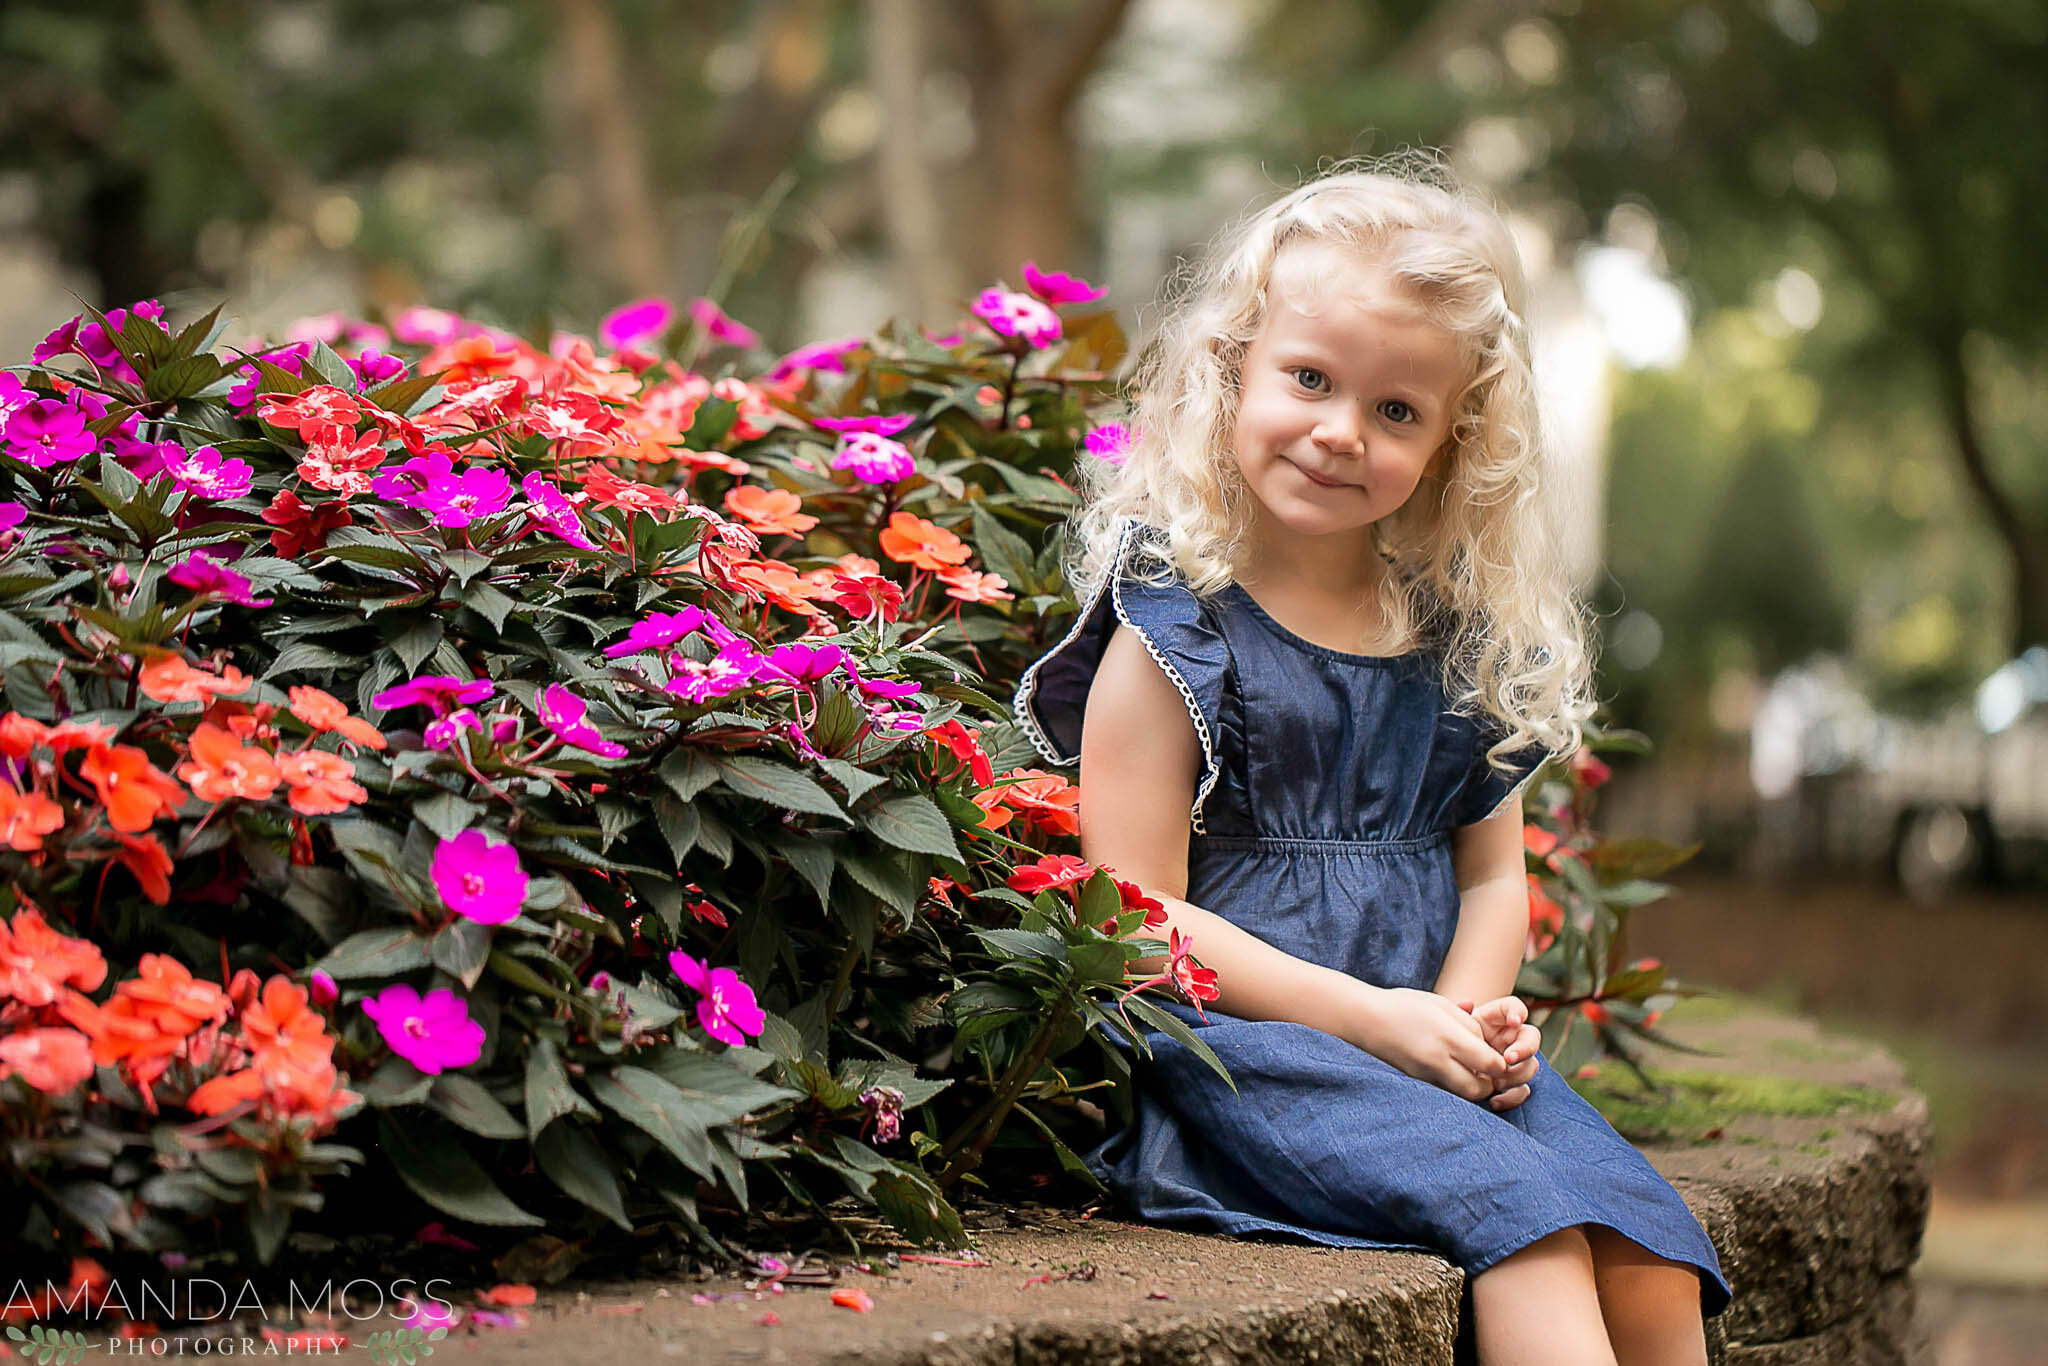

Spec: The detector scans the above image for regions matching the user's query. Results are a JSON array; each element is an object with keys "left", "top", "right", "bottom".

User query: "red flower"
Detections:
[
  {"left": 925, "top": 720, "right": 995, "bottom": 787},
  {"left": 1526, "top": 874, "right": 1565, "bottom": 956},
  {"left": 1006, "top": 853, "right": 1094, "bottom": 895},
  {"left": 111, "top": 832, "right": 174, "bottom": 904},
  {"left": 994, "top": 768, "right": 1081, "bottom": 838},
  {"left": 1122, "top": 928, "right": 1220, "bottom": 1021},
  {"left": 686, "top": 899, "right": 728, "bottom": 928},
  {"left": 80, "top": 743, "right": 186, "bottom": 832},
  {"left": 0, "top": 783, "right": 64, "bottom": 851},
  {"left": 1569, "top": 747, "right": 1611, "bottom": 789},
  {"left": 829, "top": 572, "right": 903, "bottom": 622},
  {"left": 261, "top": 488, "right": 353, "bottom": 557},
  {"left": 258, "top": 385, "right": 362, "bottom": 433}
]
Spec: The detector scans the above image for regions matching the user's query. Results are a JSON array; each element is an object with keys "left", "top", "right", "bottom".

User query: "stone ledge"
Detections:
[{"left": 442, "top": 1005, "right": 1931, "bottom": 1366}]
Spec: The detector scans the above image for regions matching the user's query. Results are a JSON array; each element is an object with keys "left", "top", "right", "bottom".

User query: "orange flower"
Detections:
[
  {"left": 277, "top": 750, "right": 368, "bottom": 815},
  {"left": 581, "top": 468, "right": 680, "bottom": 517},
  {"left": 723, "top": 486, "right": 818, "bottom": 537},
  {"left": 936, "top": 567, "right": 1014, "bottom": 603},
  {"left": 968, "top": 787, "right": 1014, "bottom": 832},
  {"left": 46, "top": 719, "right": 121, "bottom": 754},
  {"left": 478, "top": 1284, "right": 536, "bottom": 1308},
  {"left": 110, "top": 832, "right": 174, "bottom": 904},
  {"left": 0, "top": 1028, "right": 95, "bottom": 1095},
  {"left": 190, "top": 975, "right": 354, "bottom": 1123},
  {"left": 0, "top": 907, "right": 108, "bottom": 1005},
  {"left": 725, "top": 559, "right": 827, "bottom": 616},
  {"left": 0, "top": 712, "right": 50, "bottom": 760},
  {"left": 1526, "top": 874, "right": 1565, "bottom": 957},
  {"left": 79, "top": 743, "right": 186, "bottom": 832},
  {"left": 176, "top": 723, "right": 283, "bottom": 803},
  {"left": 287, "top": 686, "right": 388, "bottom": 751},
  {"left": 993, "top": 769, "right": 1081, "bottom": 838},
  {"left": 63, "top": 954, "right": 232, "bottom": 1097},
  {"left": 0, "top": 783, "right": 64, "bottom": 851},
  {"left": 878, "top": 512, "right": 970, "bottom": 572},
  {"left": 137, "top": 654, "right": 253, "bottom": 705}
]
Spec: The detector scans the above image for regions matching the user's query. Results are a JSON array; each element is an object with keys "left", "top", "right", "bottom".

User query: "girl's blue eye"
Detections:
[
  {"left": 1380, "top": 400, "right": 1417, "bottom": 425},
  {"left": 1291, "top": 368, "right": 1330, "bottom": 393}
]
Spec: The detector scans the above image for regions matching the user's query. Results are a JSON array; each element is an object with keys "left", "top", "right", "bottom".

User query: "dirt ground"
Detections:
[{"left": 1634, "top": 872, "right": 2048, "bottom": 1366}]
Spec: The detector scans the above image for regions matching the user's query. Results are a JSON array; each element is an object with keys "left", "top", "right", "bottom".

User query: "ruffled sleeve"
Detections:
[
  {"left": 1452, "top": 728, "right": 1553, "bottom": 827},
  {"left": 1014, "top": 520, "right": 1233, "bottom": 835}
]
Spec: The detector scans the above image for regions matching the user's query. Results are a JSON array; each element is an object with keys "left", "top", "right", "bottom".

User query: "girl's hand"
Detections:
[
  {"left": 1460, "top": 995, "right": 1542, "bottom": 1113},
  {"left": 1350, "top": 987, "right": 1507, "bottom": 1104}
]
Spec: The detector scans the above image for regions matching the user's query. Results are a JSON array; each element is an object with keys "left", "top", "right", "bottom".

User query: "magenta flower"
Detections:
[
  {"left": 349, "top": 349, "right": 406, "bottom": 389},
  {"left": 599, "top": 298, "right": 675, "bottom": 351},
  {"left": 111, "top": 433, "right": 183, "bottom": 481},
  {"left": 813, "top": 413, "right": 914, "bottom": 437},
  {"left": 767, "top": 336, "right": 863, "bottom": 383},
  {"left": 867, "top": 704, "right": 927, "bottom": 733},
  {"left": 1084, "top": 421, "right": 1134, "bottom": 465},
  {"left": 414, "top": 463, "right": 514, "bottom": 529},
  {"left": 432, "top": 828, "right": 529, "bottom": 925},
  {"left": 604, "top": 607, "right": 707, "bottom": 658},
  {"left": 3, "top": 399, "right": 96, "bottom": 468},
  {"left": 308, "top": 970, "right": 338, "bottom": 1006},
  {"left": 370, "top": 450, "right": 454, "bottom": 506},
  {"left": 165, "top": 444, "right": 255, "bottom": 500},
  {"left": 830, "top": 432, "right": 916, "bottom": 485},
  {"left": 390, "top": 307, "right": 467, "bottom": 346},
  {"left": 669, "top": 951, "right": 766, "bottom": 1047},
  {"left": 0, "top": 373, "right": 30, "bottom": 423},
  {"left": 361, "top": 984, "right": 486, "bottom": 1074},
  {"left": 537, "top": 684, "right": 629, "bottom": 758},
  {"left": 763, "top": 642, "right": 845, "bottom": 684},
  {"left": 372, "top": 673, "right": 496, "bottom": 716},
  {"left": 225, "top": 342, "right": 312, "bottom": 409},
  {"left": 518, "top": 471, "right": 596, "bottom": 551},
  {"left": 34, "top": 303, "right": 165, "bottom": 384},
  {"left": 665, "top": 640, "right": 767, "bottom": 705},
  {"left": 1022, "top": 262, "right": 1107, "bottom": 306},
  {"left": 0, "top": 502, "right": 26, "bottom": 533},
  {"left": 972, "top": 289, "right": 1062, "bottom": 348},
  {"left": 168, "top": 550, "right": 273, "bottom": 606},
  {"left": 689, "top": 297, "right": 760, "bottom": 350},
  {"left": 846, "top": 664, "right": 921, "bottom": 701},
  {"left": 423, "top": 707, "right": 483, "bottom": 751}
]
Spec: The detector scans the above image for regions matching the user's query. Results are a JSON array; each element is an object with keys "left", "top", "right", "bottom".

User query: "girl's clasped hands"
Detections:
[
  {"left": 1350, "top": 988, "right": 1542, "bottom": 1111},
  {"left": 1462, "top": 994, "right": 1543, "bottom": 1113}
]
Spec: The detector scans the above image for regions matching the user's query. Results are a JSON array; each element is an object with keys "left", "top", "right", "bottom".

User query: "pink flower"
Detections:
[
  {"left": 1021, "top": 262, "right": 1107, "bottom": 306},
  {"left": 600, "top": 297, "right": 675, "bottom": 351},
  {"left": 689, "top": 298, "right": 760, "bottom": 349},
  {"left": 432, "top": 828, "right": 529, "bottom": 924},
  {"left": 668, "top": 951, "right": 766, "bottom": 1047},
  {"left": 164, "top": 444, "right": 255, "bottom": 499},
  {"left": 308, "top": 970, "right": 338, "bottom": 1006},
  {"left": 813, "top": 413, "right": 915, "bottom": 438},
  {"left": 763, "top": 642, "right": 844, "bottom": 684},
  {"left": 518, "top": 472, "right": 597, "bottom": 551},
  {"left": 423, "top": 707, "right": 483, "bottom": 751},
  {"left": 1083, "top": 422, "right": 1134, "bottom": 465},
  {"left": 537, "top": 685, "right": 628, "bottom": 758},
  {"left": 665, "top": 640, "right": 767, "bottom": 705},
  {"left": 391, "top": 307, "right": 468, "bottom": 346},
  {"left": 413, "top": 463, "right": 514, "bottom": 529},
  {"left": 372, "top": 673, "right": 495, "bottom": 716},
  {"left": 829, "top": 432, "right": 915, "bottom": 485},
  {"left": 604, "top": 607, "right": 707, "bottom": 658},
  {"left": 168, "top": 550, "right": 273, "bottom": 606},
  {"left": 3, "top": 399, "right": 96, "bottom": 468},
  {"left": 361, "top": 984, "right": 485, "bottom": 1074},
  {"left": 972, "top": 289, "right": 1062, "bottom": 348},
  {"left": 767, "top": 336, "right": 863, "bottom": 382}
]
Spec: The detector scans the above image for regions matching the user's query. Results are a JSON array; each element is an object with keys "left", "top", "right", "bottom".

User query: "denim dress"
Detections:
[{"left": 1015, "top": 521, "right": 1729, "bottom": 1314}]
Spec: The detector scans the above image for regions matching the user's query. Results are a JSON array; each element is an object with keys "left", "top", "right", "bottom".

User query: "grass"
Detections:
[{"left": 1574, "top": 1067, "right": 1893, "bottom": 1145}]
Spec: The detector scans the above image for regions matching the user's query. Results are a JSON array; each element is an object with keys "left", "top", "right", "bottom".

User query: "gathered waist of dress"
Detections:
[{"left": 1194, "top": 832, "right": 1450, "bottom": 856}]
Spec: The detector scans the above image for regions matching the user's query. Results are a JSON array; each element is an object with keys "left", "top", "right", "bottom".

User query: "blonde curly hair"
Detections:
[{"left": 1070, "top": 157, "right": 1594, "bottom": 767}]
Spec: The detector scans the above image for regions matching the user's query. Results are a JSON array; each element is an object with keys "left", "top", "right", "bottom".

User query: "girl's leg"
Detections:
[
  {"left": 1584, "top": 1226, "right": 1709, "bottom": 1366},
  {"left": 1469, "top": 1227, "right": 1619, "bottom": 1366}
]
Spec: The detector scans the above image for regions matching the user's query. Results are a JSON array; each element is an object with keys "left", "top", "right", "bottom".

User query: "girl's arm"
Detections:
[
  {"left": 1078, "top": 626, "right": 1506, "bottom": 1102},
  {"left": 1433, "top": 798, "right": 1531, "bottom": 1006}
]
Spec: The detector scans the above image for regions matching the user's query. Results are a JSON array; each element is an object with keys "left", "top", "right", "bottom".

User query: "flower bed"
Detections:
[{"left": 0, "top": 271, "right": 1692, "bottom": 1305}]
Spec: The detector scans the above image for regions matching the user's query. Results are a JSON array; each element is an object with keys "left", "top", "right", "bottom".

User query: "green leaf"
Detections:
[
  {"left": 534, "top": 1121, "right": 632, "bottom": 1229},
  {"left": 414, "top": 791, "right": 484, "bottom": 842},
  {"left": 972, "top": 928, "right": 1069, "bottom": 963},
  {"left": 652, "top": 793, "right": 699, "bottom": 862},
  {"left": 771, "top": 832, "right": 834, "bottom": 913},
  {"left": 817, "top": 757, "right": 887, "bottom": 806},
  {"left": 359, "top": 1057, "right": 434, "bottom": 1107},
  {"left": 385, "top": 615, "right": 445, "bottom": 677},
  {"left": 627, "top": 873, "right": 682, "bottom": 934},
  {"left": 525, "top": 1038, "right": 597, "bottom": 1136},
  {"left": 442, "top": 547, "right": 492, "bottom": 588},
  {"left": 859, "top": 791, "right": 961, "bottom": 861},
  {"left": 1122, "top": 996, "right": 1236, "bottom": 1092},
  {"left": 837, "top": 847, "right": 919, "bottom": 916},
  {"left": 430, "top": 919, "right": 493, "bottom": 989},
  {"left": 658, "top": 748, "right": 718, "bottom": 802},
  {"left": 970, "top": 505, "right": 1040, "bottom": 593},
  {"left": 712, "top": 755, "right": 842, "bottom": 818},
  {"left": 377, "top": 1113, "right": 544, "bottom": 1226},
  {"left": 366, "top": 372, "right": 441, "bottom": 416},
  {"left": 315, "top": 926, "right": 433, "bottom": 979},
  {"left": 584, "top": 1066, "right": 719, "bottom": 1181},
  {"left": 266, "top": 641, "right": 357, "bottom": 678},
  {"left": 428, "top": 1074, "right": 526, "bottom": 1139},
  {"left": 144, "top": 353, "right": 225, "bottom": 402}
]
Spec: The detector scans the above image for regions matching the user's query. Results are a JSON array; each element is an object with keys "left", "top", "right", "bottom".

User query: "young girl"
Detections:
[{"left": 1014, "top": 165, "right": 1730, "bottom": 1365}]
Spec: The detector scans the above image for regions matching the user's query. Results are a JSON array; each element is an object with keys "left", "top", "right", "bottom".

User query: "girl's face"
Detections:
[{"left": 1231, "top": 242, "right": 1468, "bottom": 549}]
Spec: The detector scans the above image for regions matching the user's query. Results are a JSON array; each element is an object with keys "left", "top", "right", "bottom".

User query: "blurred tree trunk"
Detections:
[
  {"left": 952, "top": 0, "right": 1136, "bottom": 283},
  {"left": 868, "top": 0, "right": 958, "bottom": 321},
  {"left": 1932, "top": 335, "right": 2048, "bottom": 651},
  {"left": 555, "top": 0, "right": 667, "bottom": 300}
]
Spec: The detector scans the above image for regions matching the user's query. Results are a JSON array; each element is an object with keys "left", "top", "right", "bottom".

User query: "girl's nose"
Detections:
[{"left": 1312, "top": 405, "right": 1366, "bottom": 452}]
